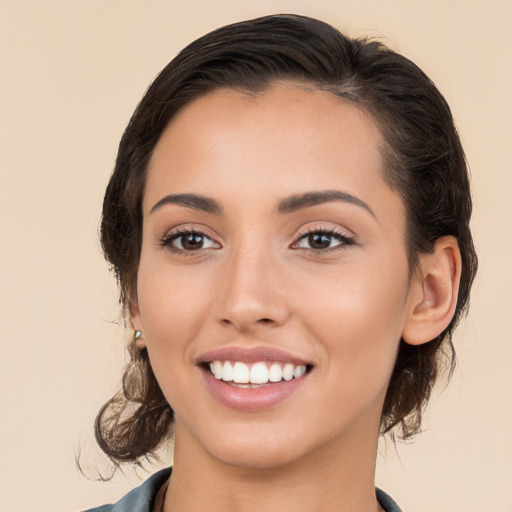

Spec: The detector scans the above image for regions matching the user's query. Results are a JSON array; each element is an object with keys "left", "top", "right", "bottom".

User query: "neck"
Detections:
[{"left": 164, "top": 420, "right": 383, "bottom": 512}]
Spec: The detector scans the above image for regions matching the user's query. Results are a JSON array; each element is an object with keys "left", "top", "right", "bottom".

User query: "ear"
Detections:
[
  {"left": 402, "top": 236, "right": 462, "bottom": 346},
  {"left": 129, "top": 298, "right": 146, "bottom": 349}
]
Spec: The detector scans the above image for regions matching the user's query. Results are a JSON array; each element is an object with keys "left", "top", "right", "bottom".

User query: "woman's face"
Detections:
[{"left": 133, "top": 84, "right": 420, "bottom": 469}]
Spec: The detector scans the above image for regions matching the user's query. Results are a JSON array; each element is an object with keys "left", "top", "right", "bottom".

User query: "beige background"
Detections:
[{"left": 1, "top": 1, "right": 511, "bottom": 511}]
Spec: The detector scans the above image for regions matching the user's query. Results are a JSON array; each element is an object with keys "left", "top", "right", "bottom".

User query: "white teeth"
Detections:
[
  {"left": 268, "top": 363, "right": 282, "bottom": 382},
  {"left": 211, "top": 361, "right": 223, "bottom": 379},
  {"left": 232, "top": 361, "right": 250, "bottom": 383},
  {"left": 250, "top": 362, "right": 269, "bottom": 384},
  {"left": 222, "top": 361, "right": 233, "bottom": 381},
  {"left": 282, "top": 363, "right": 294, "bottom": 381},
  {"left": 294, "top": 365, "right": 306, "bottom": 378},
  {"left": 208, "top": 360, "right": 308, "bottom": 384}
]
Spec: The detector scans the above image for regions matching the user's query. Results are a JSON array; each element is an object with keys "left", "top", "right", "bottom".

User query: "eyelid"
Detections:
[
  {"left": 159, "top": 224, "right": 222, "bottom": 254},
  {"left": 291, "top": 224, "right": 357, "bottom": 252},
  {"left": 157, "top": 222, "right": 356, "bottom": 256},
  {"left": 160, "top": 223, "right": 220, "bottom": 241},
  {"left": 295, "top": 224, "right": 354, "bottom": 238}
]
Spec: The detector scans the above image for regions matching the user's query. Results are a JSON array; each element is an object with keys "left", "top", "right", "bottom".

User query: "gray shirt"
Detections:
[{"left": 83, "top": 467, "right": 403, "bottom": 512}]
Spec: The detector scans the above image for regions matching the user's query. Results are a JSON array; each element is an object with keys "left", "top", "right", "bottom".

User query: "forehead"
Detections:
[
  {"left": 145, "top": 84, "right": 401, "bottom": 224},
  {"left": 151, "top": 84, "right": 384, "bottom": 166}
]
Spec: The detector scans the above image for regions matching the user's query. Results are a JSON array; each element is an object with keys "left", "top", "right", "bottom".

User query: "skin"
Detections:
[{"left": 131, "top": 84, "right": 460, "bottom": 512}]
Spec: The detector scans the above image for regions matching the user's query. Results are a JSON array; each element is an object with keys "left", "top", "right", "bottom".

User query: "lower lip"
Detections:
[{"left": 201, "top": 368, "right": 309, "bottom": 411}]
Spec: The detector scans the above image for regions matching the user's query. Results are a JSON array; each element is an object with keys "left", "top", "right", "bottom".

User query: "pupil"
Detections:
[
  {"left": 183, "top": 234, "right": 203, "bottom": 250},
  {"left": 309, "top": 233, "right": 331, "bottom": 249}
]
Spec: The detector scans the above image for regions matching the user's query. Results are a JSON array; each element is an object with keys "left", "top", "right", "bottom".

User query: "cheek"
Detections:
[
  {"left": 135, "top": 266, "right": 209, "bottom": 413},
  {"left": 137, "top": 255, "right": 212, "bottom": 334},
  {"left": 135, "top": 259, "right": 214, "bottom": 387},
  {"left": 300, "top": 262, "right": 409, "bottom": 382},
  {"left": 302, "top": 256, "right": 408, "bottom": 331}
]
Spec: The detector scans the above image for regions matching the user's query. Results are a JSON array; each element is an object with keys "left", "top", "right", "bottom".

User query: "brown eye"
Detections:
[
  {"left": 180, "top": 233, "right": 206, "bottom": 250},
  {"left": 294, "top": 229, "right": 355, "bottom": 252},
  {"left": 163, "top": 231, "right": 219, "bottom": 252},
  {"left": 308, "top": 233, "right": 333, "bottom": 249}
]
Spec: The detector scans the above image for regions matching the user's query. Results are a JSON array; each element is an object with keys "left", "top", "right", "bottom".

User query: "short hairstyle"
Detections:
[{"left": 96, "top": 14, "right": 477, "bottom": 466}]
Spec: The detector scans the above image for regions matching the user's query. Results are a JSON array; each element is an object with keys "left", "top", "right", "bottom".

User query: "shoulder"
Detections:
[
  {"left": 82, "top": 469, "right": 399, "bottom": 512},
  {"left": 81, "top": 467, "right": 172, "bottom": 512},
  {"left": 376, "top": 488, "right": 403, "bottom": 512}
]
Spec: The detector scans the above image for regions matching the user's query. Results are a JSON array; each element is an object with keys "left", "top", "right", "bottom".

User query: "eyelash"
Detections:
[
  {"left": 160, "top": 226, "right": 356, "bottom": 256},
  {"left": 292, "top": 227, "right": 356, "bottom": 254},
  {"left": 160, "top": 228, "right": 219, "bottom": 256}
]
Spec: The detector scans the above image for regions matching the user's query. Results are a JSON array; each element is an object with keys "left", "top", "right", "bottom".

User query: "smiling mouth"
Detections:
[{"left": 206, "top": 360, "right": 312, "bottom": 386}]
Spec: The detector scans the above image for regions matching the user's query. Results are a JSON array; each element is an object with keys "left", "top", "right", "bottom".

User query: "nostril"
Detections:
[
  {"left": 220, "top": 316, "right": 275, "bottom": 330},
  {"left": 219, "top": 314, "right": 280, "bottom": 333}
]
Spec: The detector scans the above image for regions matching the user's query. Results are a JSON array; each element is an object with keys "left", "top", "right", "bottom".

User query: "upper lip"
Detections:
[{"left": 196, "top": 346, "right": 312, "bottom": 366}]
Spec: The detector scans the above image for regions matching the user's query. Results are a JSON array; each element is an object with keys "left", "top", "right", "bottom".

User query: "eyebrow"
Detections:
[
  {"left": 150, "top": 194, "right": 223, "bottom": 215},
  {"left": 277, "top": 190, "right": 375, "bottom": 218},
  {"left": 149, "top": 190, "right": 375, "bottom": 218}
]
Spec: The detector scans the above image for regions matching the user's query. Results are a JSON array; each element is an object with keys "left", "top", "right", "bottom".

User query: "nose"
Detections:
[{"left": 214, "top": 244, "right": 290, "bottom": 333}]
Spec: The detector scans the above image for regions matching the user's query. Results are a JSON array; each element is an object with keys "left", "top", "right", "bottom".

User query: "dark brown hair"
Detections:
[{"left": 96, "top": 14, "right": 477, "bottom": 467}]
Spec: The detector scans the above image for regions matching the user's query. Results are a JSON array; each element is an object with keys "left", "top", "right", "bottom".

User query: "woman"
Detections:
[{"left": 86, "top": 14, "right": 477, "bottom": 512}]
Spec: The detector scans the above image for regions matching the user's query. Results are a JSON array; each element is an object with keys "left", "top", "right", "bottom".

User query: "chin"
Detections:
[
  {"left": 197, "top": 415, "right": 347, "bottom": 473},
  {"left": 210, "top": 440, "right": 307, "bottom": 471},
  {"left": 177, "top": 417, "right": 311, "bottom": 471}
]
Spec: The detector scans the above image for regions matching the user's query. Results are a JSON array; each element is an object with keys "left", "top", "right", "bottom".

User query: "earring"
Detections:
[{"left": 133, "top": 329, "right": 146, "bottom": 349}]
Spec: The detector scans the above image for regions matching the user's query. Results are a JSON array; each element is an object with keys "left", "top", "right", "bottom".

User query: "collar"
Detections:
[{"left": 85, "top": 467, "right": 403, "bottom": 512}]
